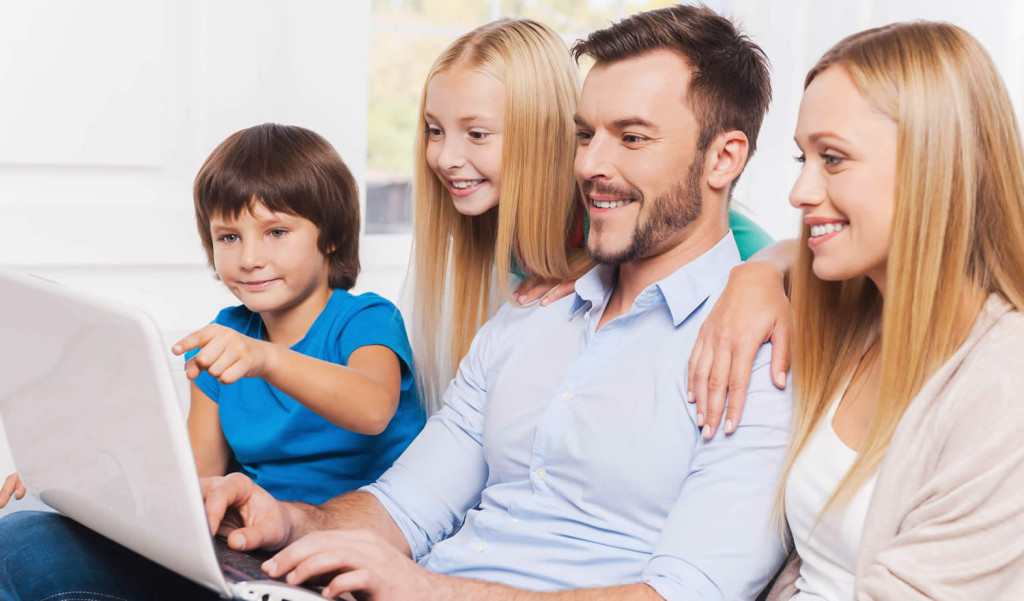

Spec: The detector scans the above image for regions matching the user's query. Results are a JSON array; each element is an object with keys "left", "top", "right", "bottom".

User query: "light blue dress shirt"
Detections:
[{"left": 364, "top": 232, "right": 791, "bottom": 600}]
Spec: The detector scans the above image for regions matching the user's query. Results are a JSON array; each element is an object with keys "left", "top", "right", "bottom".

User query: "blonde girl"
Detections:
[{"left": 410, "top": 18, "right": 773, "bottom": 410}]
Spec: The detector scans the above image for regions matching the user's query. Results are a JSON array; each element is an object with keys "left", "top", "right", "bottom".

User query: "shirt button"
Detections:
[
  {"left": 474, "top": 542, "right": 485, "bottom": 552},
  {"left": 561, "top": 391, "right": 574, "bottom": 402},
  {"left": 536, "top": 467, "right": 548, "bottom": 480}
]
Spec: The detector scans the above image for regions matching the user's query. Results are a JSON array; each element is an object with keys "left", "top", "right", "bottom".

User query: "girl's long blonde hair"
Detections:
[
  {"left": 410, "top": 19, "right": 591, "bottom": 412},
  {"left": 781, "top": 21, "right": 1024, "bottom": 516}
]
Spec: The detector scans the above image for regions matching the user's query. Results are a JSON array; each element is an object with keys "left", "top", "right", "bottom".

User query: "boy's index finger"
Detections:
[{"left": 172, "top": 325, "right": 219, "bottom": 355}]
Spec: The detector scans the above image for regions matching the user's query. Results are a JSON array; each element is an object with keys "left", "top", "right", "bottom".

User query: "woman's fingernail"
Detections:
[
  {"left": 697, "top": 412, "right": 704, "bottom": 427},
  {"left": 725, "top": 419, "right": 734, "bottom": 433},
  {"left": 687, "top": 391, "right": 695, "bottom": 403},
  {"left": 775, "top": 372, "right": 786, "bottom": 387},
  {"left": 702, "top": 424, "right": 711, "bottom": 439}
]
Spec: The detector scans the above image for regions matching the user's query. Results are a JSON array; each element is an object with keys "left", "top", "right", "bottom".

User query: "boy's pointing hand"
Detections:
[{"left": 172, "top": 324, "right": 275, "bottom": 384}]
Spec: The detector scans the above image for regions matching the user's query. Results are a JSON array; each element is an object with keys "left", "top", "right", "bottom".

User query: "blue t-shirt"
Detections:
[{"left": 188, "top": 289, "right": 426, "bottom": 503}]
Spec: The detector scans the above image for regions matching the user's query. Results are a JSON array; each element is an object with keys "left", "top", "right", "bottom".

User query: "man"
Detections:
[{"left": 0, "top": 5, "right": 788, "bottom": 600}]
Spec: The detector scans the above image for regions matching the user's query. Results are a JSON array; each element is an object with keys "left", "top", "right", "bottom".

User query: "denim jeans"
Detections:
[{"left": 0, "top": 511, "right": 221, "bottom": 601}]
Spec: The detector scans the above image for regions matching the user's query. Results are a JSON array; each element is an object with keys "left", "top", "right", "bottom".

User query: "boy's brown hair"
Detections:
[
  {"left": 193, "top": 123, "right": 360, "bottom": 290},
  {"left": 572, "top": 3, "right": 771, "bottom": 157}
]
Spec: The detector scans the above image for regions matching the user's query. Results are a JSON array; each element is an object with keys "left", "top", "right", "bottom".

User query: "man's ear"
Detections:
[{"left": 703, "top": 130, "right": 749, "bottom": 192}]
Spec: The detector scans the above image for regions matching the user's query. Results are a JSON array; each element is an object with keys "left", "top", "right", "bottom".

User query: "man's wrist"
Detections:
[{"left": 282, "top": 500, "right": 319, "bottom": 544}]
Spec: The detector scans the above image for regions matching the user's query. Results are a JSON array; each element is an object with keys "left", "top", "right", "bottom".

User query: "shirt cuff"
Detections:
[
  {"left": 642, "top": 554, "right": 723, "bottom": 601},
  {"left": 360, "top": 482, "right": 431, "bottom": 561}
]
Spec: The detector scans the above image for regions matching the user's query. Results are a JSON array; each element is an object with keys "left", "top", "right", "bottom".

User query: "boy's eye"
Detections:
[
  {"left": 219, "top": 234, "right": 239, "bottom": 243},
  {"left": 622, "top": 134, "right": 647, "bottom": 145},
  {"left": 575, "top": 131, "right": 593, "bottom": 145},
  {"left": 268, "top": 229, "right": 287, "bottom": 238}
]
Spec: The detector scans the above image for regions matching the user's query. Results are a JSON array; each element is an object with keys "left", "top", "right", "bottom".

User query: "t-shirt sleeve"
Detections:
[
  {"left": 338, "top": 298, "right": 416, "bottom": 392},
  {"left": 728, "top": 208, "right": 774, "bottom": 260}
]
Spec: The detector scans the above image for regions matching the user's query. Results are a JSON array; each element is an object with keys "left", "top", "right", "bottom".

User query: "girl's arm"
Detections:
[
  {"left": 187, "top": 382, "right": 232, "bottom": 477},
  {"left": 688, "top": 239, "right": 797, "bottom": 439}
]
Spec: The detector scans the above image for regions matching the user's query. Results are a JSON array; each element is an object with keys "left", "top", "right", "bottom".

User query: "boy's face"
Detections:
[{"left": 208, "top": 201, "right": 331, "bottom": 322}]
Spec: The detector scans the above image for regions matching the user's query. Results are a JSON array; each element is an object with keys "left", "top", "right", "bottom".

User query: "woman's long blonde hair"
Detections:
[
  {"left": 410, "top": 19, "right": 591, "bottom": 412},
  {"left": 781, "top": 21, "right": 1024, "bottom": 516}
]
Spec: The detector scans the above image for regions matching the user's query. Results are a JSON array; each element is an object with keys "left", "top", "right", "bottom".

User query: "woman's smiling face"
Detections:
[
  {"left": 790, "top": 65, "right": 899, "bottom": 293},
  {"left": 423, "top": 66, "right": 505, "bottom": 217}
]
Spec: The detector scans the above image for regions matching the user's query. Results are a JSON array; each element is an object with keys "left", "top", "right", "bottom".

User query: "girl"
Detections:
[
  {"left": 409, "top": 18, "right": 774, "bottom": 409},
  {"left": 765, "top": 22, "right": 1024, "bottom": 599}
]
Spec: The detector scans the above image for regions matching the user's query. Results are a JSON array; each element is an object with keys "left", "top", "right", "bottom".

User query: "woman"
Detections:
[{"left": 767, "top": 21, "right": 1024, "bottom": 599}]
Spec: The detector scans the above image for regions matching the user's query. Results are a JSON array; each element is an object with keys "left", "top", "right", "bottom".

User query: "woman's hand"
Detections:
[{"left": 688, "top": 260, "right": 791, "bottom": 439}]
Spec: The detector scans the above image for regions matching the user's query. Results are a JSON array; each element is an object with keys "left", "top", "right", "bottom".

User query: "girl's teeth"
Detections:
[
  {"left": 810, "top": 223, "right": 848, "bottom": 237},
  {"left": 451, "top": 180, "right": 483, "bottom": 189}
]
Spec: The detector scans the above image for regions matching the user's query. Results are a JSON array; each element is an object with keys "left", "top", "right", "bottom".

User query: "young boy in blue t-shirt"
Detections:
[{"left": 171, "top": 123, "right": 425, "bottom": 504}]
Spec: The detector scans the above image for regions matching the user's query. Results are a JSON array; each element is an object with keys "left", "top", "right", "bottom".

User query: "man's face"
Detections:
[{"left": 574, "top": 49, "right": 705, "bottom": 264}]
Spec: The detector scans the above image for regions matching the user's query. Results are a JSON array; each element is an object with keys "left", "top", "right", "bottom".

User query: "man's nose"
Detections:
[{"left": 574, "top": 134, "right": 614, "bottom": 183}]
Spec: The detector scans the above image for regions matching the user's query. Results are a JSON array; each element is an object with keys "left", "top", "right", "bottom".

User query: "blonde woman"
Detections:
[
  {"left": 409, "top": 18, "right": 774, "bottom": 411},
  {"left": 762, "top": 22, "right": 1024, "bottom": 599}
]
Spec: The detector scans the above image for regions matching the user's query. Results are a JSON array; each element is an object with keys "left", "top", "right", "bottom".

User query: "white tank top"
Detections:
[{"left": 785, "top": 397, "right": 877, "bottom": 601}]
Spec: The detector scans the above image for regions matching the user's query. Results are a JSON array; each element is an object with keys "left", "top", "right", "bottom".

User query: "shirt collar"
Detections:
[{"left": 570, "top": 231, "right": 742, "bottom": 326}]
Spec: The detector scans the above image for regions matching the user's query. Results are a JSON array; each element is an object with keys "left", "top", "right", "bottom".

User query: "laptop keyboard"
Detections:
[{"left": 213, "top": 536, "right": 282, "bottom": 582}]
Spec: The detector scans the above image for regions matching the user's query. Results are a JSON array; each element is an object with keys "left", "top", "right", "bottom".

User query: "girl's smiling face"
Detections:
[
  {"left": 424, "top": 66, "right": 505, "bottom": 216},
  {"left": 790, "top": 65, "right": 898, "bottom": 293}
]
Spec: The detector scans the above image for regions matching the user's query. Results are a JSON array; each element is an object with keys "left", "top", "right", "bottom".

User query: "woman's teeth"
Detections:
[
  {"left": 810, "top": 223, "right": 848, "bottom": 237},
  {"left": 451, "top": 180, "right": 483, "bottom": 189}
]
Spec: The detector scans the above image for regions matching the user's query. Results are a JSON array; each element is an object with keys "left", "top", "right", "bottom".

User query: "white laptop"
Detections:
[{"left": 0, "top": 268, "right": 330, "bottom": 601}]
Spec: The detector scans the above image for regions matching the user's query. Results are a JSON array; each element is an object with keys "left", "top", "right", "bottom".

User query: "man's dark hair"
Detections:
[
  {"left": 193, "top": 123, "right": 360, "bottom": 290},
  {"left": 572, "top": 4, "right": 771, "bottom": 156}
]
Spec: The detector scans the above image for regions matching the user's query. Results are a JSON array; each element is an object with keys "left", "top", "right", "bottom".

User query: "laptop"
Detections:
[{"left": 0, "top": 268, "right": 331, "bottom": 601}]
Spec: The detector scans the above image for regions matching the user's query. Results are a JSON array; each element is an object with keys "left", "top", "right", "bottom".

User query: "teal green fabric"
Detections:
[
  {"left": 510, "top": 206, "right": 772, "bottom": 280},
  {"left": 728, "top": 208, "right": 774, "bottom": 260}
]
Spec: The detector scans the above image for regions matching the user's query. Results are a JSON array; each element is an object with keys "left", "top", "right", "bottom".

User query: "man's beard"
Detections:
[{"left": 584, "top": 156, "right": 704, "bottom": 265}]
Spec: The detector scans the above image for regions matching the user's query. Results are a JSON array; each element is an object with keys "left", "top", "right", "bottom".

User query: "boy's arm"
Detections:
[
  {"left": 261, "top": 343, "right": 402, "bottom": 435},
  {"left": 186, "top": 382, "right": 232, "bottom": 477},
  {"left": 175, "top": 325, "right": 403, "bottom": 436}
]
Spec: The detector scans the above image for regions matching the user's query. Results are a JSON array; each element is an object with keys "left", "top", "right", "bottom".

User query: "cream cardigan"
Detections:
[{"left": 768, "top": 295, "right": 1024, "bottom": 600}]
